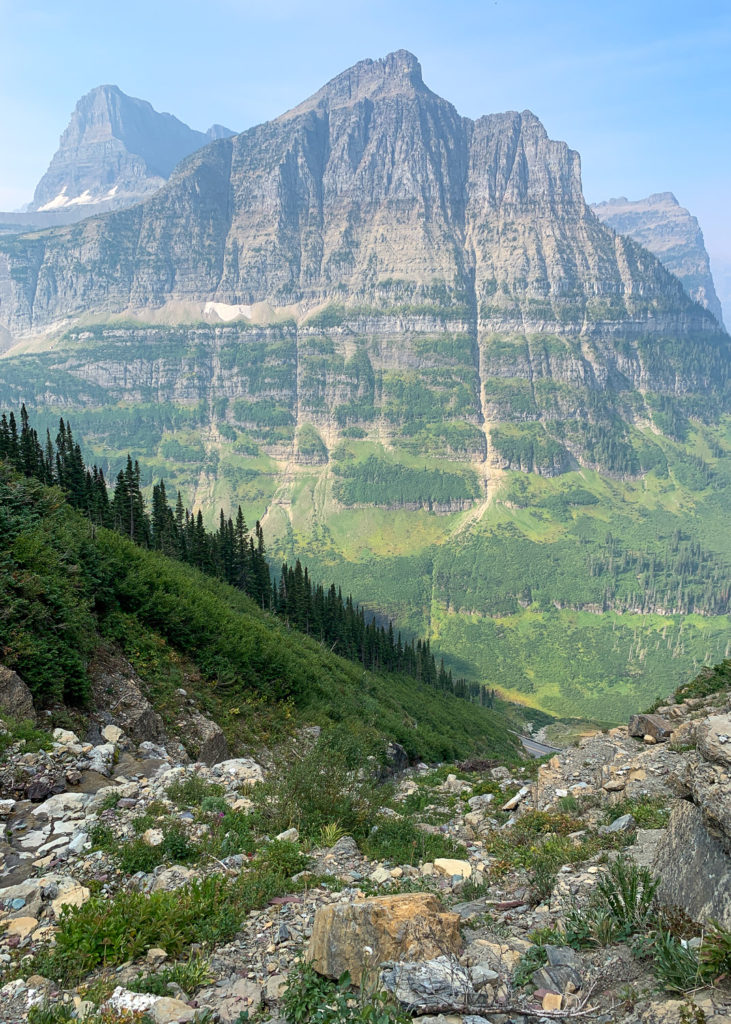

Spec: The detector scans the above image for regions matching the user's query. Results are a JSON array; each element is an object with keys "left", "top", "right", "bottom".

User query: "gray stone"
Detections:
[
  {"left": 652, "top": 799, "right": 731, "bottom": 928},
  {"left": 628, "top": 714, "right": 672, "bottom": 742},
  {"left": 187, "top": 713, "right": 228, "bottom": 766},
  {"left": 0, "top": 666, "right": 36, "bottom": 722},
  {"left": 599, "top": 813, "right": 636, "bottom": 834},
  {"left": 381, "top": 956, "right": 475, "bottom": 1013}
]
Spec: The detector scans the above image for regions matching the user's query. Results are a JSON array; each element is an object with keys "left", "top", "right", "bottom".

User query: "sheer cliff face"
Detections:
[
  {"left": 0, "top": 51, "right": 718, "bottom": 340},
  {"left": 29, "top": 85, "right": 234, "bottom": 215},
  {"left": 592, "top": 193, "right": 725, "bottom": 328}
]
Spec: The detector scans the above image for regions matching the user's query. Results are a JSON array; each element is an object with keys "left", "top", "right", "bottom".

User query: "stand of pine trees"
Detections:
[{"left": 0, "top": 407, "right": 485, "bottom": 702}]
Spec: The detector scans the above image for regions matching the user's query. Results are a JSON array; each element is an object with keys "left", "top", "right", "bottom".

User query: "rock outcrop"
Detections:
[
  {"left": 0, "top": 667, "right": 36, "bottom": 723},
  {"left": 307, "top": 893, "right": 462, "bottom": 981}
]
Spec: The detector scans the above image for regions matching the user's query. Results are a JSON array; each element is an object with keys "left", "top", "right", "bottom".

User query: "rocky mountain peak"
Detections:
[
  {"left": 278, "top": 48, "right": 427, "bottom": 121},
  {"left": 29, "top": 84, "right": 235, "bottom": 215}
]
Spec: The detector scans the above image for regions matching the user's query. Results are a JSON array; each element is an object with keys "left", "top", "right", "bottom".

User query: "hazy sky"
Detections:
[{"left": 0, "top": 0, "right": 729, "bottom": 272}]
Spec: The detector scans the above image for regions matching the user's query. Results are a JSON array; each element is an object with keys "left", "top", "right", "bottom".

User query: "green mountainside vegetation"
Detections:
[{"left": 0, "top": 412, "right": 516, "bottom": 763}]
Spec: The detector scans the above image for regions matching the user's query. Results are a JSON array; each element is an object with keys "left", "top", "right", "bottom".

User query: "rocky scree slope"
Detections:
[
  {"left": 0, "top": 662, "right": 728, "bottom": 1023},
  {"left": 592, "top": 193, "right": 725, "bottom": 328}
]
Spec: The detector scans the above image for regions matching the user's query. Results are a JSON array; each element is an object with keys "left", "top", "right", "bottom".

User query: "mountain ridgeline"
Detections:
[{"left": 0, "top": 50, "right": 729, "bottom": 721}]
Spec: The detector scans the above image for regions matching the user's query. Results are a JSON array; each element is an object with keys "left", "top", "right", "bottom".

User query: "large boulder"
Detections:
[
  {"left": 696, "top": 714, "right": 731, "bottom": 768},
  {"left": 307, "top": 893, "right": 462, "bottom": 982},
  {"left": 89, "top": 650, "right": 164, "bottom": 742},
  {"left": 628, "top": 714, "right": 672, "bottom": 742},
  {"left": 652, "top": 800, "right": 731, "bottom": 928},
  {"left": 0, "top": 666, "right": 36, "bottom": 722},
  {"left": 187, "top": 712, "right": 228, "bottom": 766}
]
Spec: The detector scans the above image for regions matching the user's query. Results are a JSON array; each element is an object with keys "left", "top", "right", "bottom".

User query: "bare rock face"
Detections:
[
  {"left": 187, "top": 712, "right": 228, "bottom": 766},
  {"left": 696, "top": 714, "right": 731, "bottom": 767},
  {"left": 0, "top": 666, "right": 36, "bottom": 723},
  {"left": 89, "top": 650, "right": 164, "bottom": 743},
  {"left": 652, "top": 799, "right": 731, "bottom": 928},
  {"left": 307, "top": 892, "right": 462, "bottom": 981},
  {"left": 592, "top": 193, "right": 725, "bottom": 327}
]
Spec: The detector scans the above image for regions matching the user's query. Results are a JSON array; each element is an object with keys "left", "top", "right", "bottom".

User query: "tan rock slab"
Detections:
[
  {"left": 433, "top": 858, "right": 472, "bottom": 880},
  {"left": 51, "top": 882, "right": 90, "bottom": 915},
  {"left": 4, "top": 916, "right": 38, "bottom": 939},
  {"left": 543, "top": 992, "right": 563, "bottom": 1011},
  {"left": 149, "top": 997, "right": 196, "bottom": 1023},
  {"left": 307, "top": 892, "right": 462, "bottom": 981}
]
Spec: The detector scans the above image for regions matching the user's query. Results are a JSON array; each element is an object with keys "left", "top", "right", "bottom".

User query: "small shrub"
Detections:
[
  {"left": 128, "top": 955, "right": 212, "bottom": 996},
  {"left": 166, "top": 776, "right": 224, "bottom": 808},
  {"left": 0, "top": 718, "right": 53, "bottom": 758},
  {"left": 252, "top": 732, "right": 384, "bottom": 841},
  {"left": 594, "top": 857, "right": 659, "bottom": 935},
  {"left": 118, "top": 839, "right": 164, "bottom": 874},
  {"left": 361, "top": 818, "right": 465, "bottom": 865},
  {"left": 282, "top": 961, "right": 411, "bottom": 1023},
  {"left": 603, "top": 797, "right": 670, "bottom": 830},
  {"left": 699, "top": 920, "right": 731, "bottom": 982},
  {"left": 98, "top": 791, "right": 122, "bottom": 811},
  {"left": 512, "top": 945, "right": 547, "bottom": 989},
  {"left": 653, "top": 930, "right": 702, "bottom": 993},
  {"left": 200, "top": 795, "right": 229, "bottom": 815}
]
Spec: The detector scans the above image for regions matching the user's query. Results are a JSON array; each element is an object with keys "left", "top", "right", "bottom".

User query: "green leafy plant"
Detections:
[
  {"left": 653, "top": 930, "right": 702, "bottom": 993},
  {"left": 512, "top": 945, "right": 547, "bottom": 989},
  {"left": 361, "top": 817, "right": 465, "bottom": 865},
  {"left": 166, "top": 776, "right": 225, "bottom": 807},
  {"left": 282, "top": 962, "right": 410, "bottom": 1023},
  {"left": 699, "top": 919, "right": 731, "bottom": 982},
  {"left": 593, "top": 857, "right": 659, "bottom": 935},
  {"left": 128, "top": 954, "right": 212, "bottom": 996}
]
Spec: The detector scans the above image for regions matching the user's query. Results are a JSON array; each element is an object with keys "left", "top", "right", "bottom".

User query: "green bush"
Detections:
[
  {"left": 361, "top": 818, "right": 465, "bottom": 866},
  {"left": 33, "top": 858, "right": 303, "bottom": 984},
  {"left": 0, "top": 717, "right": 53, "bottom": 758},
  {"left": 282, "top": 961, "right": 410, "bottom": 1024},
  {"left": 653, "top": 930, "right": 702, "bottom": 993},
  {"left": 166, "top": 776, "right": 225, "bottom": 807},
  {"left": 603, "top": 797, "right": 670, "bottom": 830},
  {"left": 128, "top": 954, "right": 212, "bottom": 996},
  {"left": 251, "top": 732, "right": 385, "bottom": 841}
]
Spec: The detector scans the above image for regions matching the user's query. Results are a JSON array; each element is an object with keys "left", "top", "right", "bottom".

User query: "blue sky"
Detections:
[{"left": 0, "top": 0, "right": 729, "bottom": 271}]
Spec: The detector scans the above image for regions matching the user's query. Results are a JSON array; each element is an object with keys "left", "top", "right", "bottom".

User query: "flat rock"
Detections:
[{"left": 434, "top": 858, "right": 472, "bottom": 880}]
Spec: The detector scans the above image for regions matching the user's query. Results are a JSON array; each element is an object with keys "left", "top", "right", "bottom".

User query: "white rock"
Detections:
[
  {"left": 31, "top": 792, "right": 90, "bottom": 820},
  {"left": 434, "top": 858, "right": 472, "bottom": 880},
  {"left": 0, "top": 799, "right": 16, "bottom": 815},
  {"left": 52, "top": 729, "right": 80, "bottom": 745},
  {"left": 101, "top": 725, "right": 124, "bottom": 745},
  {"left": 276, "top": 827, "right": 299, "bottom": 842}
]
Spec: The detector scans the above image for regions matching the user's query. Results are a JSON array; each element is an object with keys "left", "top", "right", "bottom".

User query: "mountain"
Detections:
[
  {"left": 592, "top": 193, "right": 725, "bottom": 328},
  {"left": 0, "top": 51, "right": 728, "bottom": 721},
  {"left": 26, "top": 84, "right": 235, "bottom": 217}
]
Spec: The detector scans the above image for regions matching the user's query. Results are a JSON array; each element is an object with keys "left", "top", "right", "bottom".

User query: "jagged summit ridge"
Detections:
[
  {"left": 0, "top": 50, "right": 722, "bottom": 345},
  {"left": 279, "top": 49, "right": 428, "bottom": 120}
]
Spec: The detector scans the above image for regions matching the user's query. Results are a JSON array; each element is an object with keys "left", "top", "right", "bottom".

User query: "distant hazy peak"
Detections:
[
  {"left": 592, "top": 192, "right": 725, "bottom": 328},
  {"left": 278, "top": 49, "right": 428, "bottom": 121},
  {"left": 30, "top": 85, "right": 235, "bottom": 213}
]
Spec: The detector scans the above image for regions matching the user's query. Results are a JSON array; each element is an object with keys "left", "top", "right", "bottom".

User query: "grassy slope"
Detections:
[{"left": 0, "top": 464, "right": 518, "bottom": 763}]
